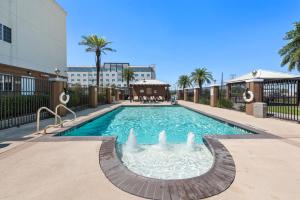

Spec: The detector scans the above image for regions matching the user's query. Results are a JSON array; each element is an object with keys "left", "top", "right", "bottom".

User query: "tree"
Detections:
[
  {"left": 79, "top": 35, "right": 116, "bottom": 86},
  {"left": 279, "top": 22, "right": 300, "bottom": 71},
  {"left": 178, "top": 75, "right": 191, "bottom": 89},
  {"left": 123, "top": 68, "right": 135, "bottom": 89},
  {"left": 190, "top": 68, "right": 213, "bottom": 91}
]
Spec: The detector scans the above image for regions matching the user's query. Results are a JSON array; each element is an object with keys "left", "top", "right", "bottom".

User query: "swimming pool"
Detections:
[{"left": 61, "top": 105, "right": 252, "bottom": 144}]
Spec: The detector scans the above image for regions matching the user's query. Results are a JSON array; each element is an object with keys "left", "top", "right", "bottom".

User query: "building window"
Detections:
[
  {"left": 112, "top": 74, "right": 115, "bottom": 76},
  {"left": 21, "top": 77, "right": 35, "bottom": 95},
  {"left": 0, "top": 24, "right": 2, "bottom": 40},
  {"left": 83, "top": 74, "right": 86, "bottom": 77},
  {"left": 83, "top": 79, "right": 87, "bottom": 81},
  {"left": 135, "top": 74, "right": 138, "bottom": 77},
  {"left": 77, "top": 74, "right": 80, "bottom": 76},
  {"left": 71, "top": 79, "right": 74, "bottom": 81},
  {"left": 117, "top": 79, "right": 122, "bottom": 82},
  {"left": 141, "top": 74, "right": 145, "bottom": 77},
  {"left": 112, "top": 79, "right": 115, "bottom": 82},
  {"left": 71, "top": 74, "right": 74, "bottom": 76},
  {"left": 3, "top": 25, "right": 12, "bottom": 43},
  {"left": 147, "top": 74, "right": 150, "bottom": 77},
  {"left": 77, "top": 79, "right": 80, "bottom": 81},
  {"left": 106, "top": 79, "right": 109, "bottom": 82},
  {"left": 106, "top": 74, "right": 109, "bottom": 76},
  {"left": 0, "top": 74, "right": 13, "bottom": 91}
]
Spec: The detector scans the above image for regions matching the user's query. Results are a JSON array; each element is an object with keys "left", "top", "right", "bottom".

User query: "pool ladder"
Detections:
[{"left": 36, "top": 104, "right": 76, "bottom": 134}]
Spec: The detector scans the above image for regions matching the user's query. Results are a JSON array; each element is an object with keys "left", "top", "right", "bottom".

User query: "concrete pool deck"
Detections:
[{"left": 0, "top": 101, "right": 300, "bottom": 199}]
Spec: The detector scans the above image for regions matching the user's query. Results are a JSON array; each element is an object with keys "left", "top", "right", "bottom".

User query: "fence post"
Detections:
[
  {"left": 115, "top": 89, "right": 120, "bottom": 101},
  {"left": 194, "top": 88, "right": 200, "bottom": 103},
  {"left": 245, "top": 79, "right": 264, "bottom": 115},
  {"left": 50, "top": 78, "right": 67, "bottom": 115},
  {"left": 88, "top": 86, "right": 98, "bottom": 108},
  {"left": 210, "top": 85, "right": 219, "bottom": 107},
  {"left": 107, "top": 87, "right": 113, "bottom": 104},
  {"left": 184, "top": 89, "right": 188, "bottom": 101}
]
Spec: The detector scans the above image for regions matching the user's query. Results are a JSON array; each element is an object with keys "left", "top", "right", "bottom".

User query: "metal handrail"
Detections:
[
  {"left": 55, "top": 104, "right": 76, "bottom": 125},
  {"left": 37, "top": 107, "right": 63, "bottom": 132}
]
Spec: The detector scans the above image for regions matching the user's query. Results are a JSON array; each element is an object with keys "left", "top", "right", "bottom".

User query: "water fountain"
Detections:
[
  {"left": 158, "top": 130, "right": 167, "bottom": 149},
  {"left": 186, "top": 132, "right": 195, "bottom": 150},
  {"left": 125, "top": 128, "right": 137, "bottom": 151}
]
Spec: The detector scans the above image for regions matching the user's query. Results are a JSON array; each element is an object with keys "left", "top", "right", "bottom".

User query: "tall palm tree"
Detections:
[
  {"left": 190, "top": 68, "right": 213, "bottom": 91},
  {"left": 279, "top": 22, "right": 300, "bottom": 71},
  {"left": 79, "top": 35, "right": 116, "bottom": 86},
  {"left": 123, "top": 68, "right": 135, "bottom": 89},
  {"left": 178, "top": 75, "right": 191, "bottom": 89}
]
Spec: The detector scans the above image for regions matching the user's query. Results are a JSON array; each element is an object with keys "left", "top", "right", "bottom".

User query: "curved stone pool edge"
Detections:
[{"left": 99, "top": 136, "right": 236, "bottom": 200}]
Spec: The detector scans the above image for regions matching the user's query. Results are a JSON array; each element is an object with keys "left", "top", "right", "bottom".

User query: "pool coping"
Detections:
[{"left": 99, "top": 136, "right": 235, "bottom": 200}]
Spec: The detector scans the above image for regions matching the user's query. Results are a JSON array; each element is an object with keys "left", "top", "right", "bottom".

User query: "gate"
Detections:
[{"left": 263, "top": 79, "right": 300, "bottom": 122}]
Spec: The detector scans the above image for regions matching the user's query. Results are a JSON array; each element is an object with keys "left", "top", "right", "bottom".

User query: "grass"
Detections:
[{"left": 268, "top": 106, "right": 300, "bottom": 116}]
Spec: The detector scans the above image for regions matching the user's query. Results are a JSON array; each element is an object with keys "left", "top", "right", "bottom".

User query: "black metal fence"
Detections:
[
  {"left": 230, "top": 83, "right": 246, "bottom": 111},
  {"left": 187, "top": 89, "right": 194, "bottom": 102},
  {"left": 67, "top": 85, "right": 89, "bottom": 111},
  {"left": 98, "top": 87, "right": 108, "bottom": 105},
  {"left": 0, "top": 74, "right": 51, "bottom": 130},
  {"left": 263, "top": 79, "right": 299, "bottom": 122},
  {"left": 199, "top": 87, "right": 210, "bottom": 105}
]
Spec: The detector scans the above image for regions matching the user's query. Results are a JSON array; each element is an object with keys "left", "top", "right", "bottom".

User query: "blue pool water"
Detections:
[{"left": 62, "top": 106, "right": 252, "bottom": 144}]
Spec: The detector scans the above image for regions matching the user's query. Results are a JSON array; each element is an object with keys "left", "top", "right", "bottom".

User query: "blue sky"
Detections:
[{"left": 57, "top": 0, "right": 300, "bottom": 86}]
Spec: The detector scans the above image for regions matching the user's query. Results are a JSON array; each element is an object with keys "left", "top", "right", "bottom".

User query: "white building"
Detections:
[
  {"left": 67, "top": 63, "right": 156, "bottom": 87},
  {"left": 0, "top": 0, "right": 67, "bottom": 78}
]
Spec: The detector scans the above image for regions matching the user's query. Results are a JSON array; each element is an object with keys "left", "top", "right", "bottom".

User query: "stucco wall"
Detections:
[{"left": 0, "top": 0, "right": 67, "bottom": 76}]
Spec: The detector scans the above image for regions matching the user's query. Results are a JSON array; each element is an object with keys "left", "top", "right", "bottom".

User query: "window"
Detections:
[
  {"left": 83, "top": 79, "right": 87, "bottom": 81},
  {"left": 106, "top": 79, "right": 109, "bottom": 82},
  {"left": 0, "top": 24, "right": 2, "bottom": 40},
  {"left": 71, "top": 74, "right": 74, "bottom": 77},
  {"left": 3, "top": 25, "right": 11, "bottom": 43},
  {"left": 112, "top": 74, "right": 115, "bottom": 76},
  {"left": 0, "top": 74, "right": 13, "bottom": 91},
  {"left": 117, "top": 79, "right": 122, "bottom": 82},
  {"left": 77, "top": 79, "right": 80, "bottom": 81},
  {"left": 135, "top": 74, "right": 138, "bottom": 77},
  {"left": 77, "top": 74, "right": 80, "bottom": 76},
  {"left": 21, "top": 77, "right": 35, "bottom": 95},
  {"left": 89, "top": 74, "right": 92, "bottom": 76},
  {"left": 141, "top": 74, "right": 145, "bottom": 77},
  {"left": 147, "top": 74, "right": 150, "bottom": 77},
  {"left": 112, "top": 79, "right": 115, "bottom": 82},
  {"left": 106, "top": 74, "right": 109, "bottom": 76},
  {"left": 83, "top": 74, "right": 86, "bottom": 77},
  {"left": 71, "top": 79, "right": 74, "bottom": 81}
]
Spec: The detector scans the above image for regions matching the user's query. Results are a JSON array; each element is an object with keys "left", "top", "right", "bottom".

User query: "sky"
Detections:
[{"left": 57, "top": 0, "right": 300, "bottom": 87}]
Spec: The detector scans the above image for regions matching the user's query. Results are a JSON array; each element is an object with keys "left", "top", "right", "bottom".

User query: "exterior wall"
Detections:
[
  {"left": 0, "top": 0, "right": 67, "bottom": 77},
  {"left": 67, "top": 63, "right": 156, "bottom": 87}
]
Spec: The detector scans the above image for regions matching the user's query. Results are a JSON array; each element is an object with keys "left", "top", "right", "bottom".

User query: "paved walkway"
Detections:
[{"left": 0, "top": 101, "right": 299, "bottom": 200}]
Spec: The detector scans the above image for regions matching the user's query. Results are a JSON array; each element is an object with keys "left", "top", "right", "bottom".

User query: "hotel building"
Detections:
[
  {"left": 0, "top": 0, "right": 67, "bottom": 84},
  {"left": 67, "top": 63, "right": 156, "bottom": 87}
]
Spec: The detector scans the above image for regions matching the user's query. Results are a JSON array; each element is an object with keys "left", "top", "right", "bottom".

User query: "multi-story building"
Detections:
[
  {"left": 0, "top": 0, "right": 67, "bottom": 83},
  {"left": 67, "top": 63, "right": 156, "bottom": 87}
]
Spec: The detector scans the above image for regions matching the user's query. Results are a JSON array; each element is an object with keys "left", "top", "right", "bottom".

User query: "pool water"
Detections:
[{"left": 62, "top": 106, "right": 251, "bottom": 144}]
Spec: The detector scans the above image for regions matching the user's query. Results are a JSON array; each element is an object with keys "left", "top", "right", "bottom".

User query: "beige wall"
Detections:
[{"left": 0, "top": 0, "right": 67, "bottom": 76}]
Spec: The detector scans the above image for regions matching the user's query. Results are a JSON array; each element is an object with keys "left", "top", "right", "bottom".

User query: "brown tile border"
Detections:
[{"left": 99, "top": 136, "right": 236, "bottom": 200}]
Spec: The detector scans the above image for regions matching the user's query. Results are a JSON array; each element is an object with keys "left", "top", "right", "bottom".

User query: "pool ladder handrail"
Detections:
[
  {"left": 54, "top": 104, "right": 76, "bottom": 125},
  {"left": 37, "top": 107, "right": 63, "bottom": 133}
]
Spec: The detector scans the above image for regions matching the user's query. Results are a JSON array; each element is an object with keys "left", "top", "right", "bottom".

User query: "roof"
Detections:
[
  {"left": 227, "top": 69, "right": 300, "bottom": 83},
  {"left": 131, "top": 79, "right": 170, "bottom": 86}
]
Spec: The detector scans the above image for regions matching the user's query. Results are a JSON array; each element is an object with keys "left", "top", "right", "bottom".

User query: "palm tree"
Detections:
[
  {"left": 190, "top": 68, "right": 213, "bottom": 91},
  {"left": 123, "top": 68, "right": 135, "bottom": 89},
  {"left": 178, "top": 75, "right": 191, "bottom": 89},
  {"left": 79, "top": 35, "right": 116, "bottom": 86},
  {"left": 279, "top": 22, "right": 300, "bottom": 71}
]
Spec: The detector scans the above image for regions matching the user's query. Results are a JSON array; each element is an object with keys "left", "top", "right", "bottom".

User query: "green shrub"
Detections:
[{"left": 217, "top": 98, "right": 233, "bottom": 109}]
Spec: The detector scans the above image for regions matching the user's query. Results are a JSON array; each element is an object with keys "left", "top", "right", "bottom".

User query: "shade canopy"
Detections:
[{"left": 130, "top": 79, "right": 170, "bottom": 86}]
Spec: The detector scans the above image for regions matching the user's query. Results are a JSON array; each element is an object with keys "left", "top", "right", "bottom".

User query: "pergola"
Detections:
[{"left": 130, "top": 79, "right": 170, "bottom": 100}]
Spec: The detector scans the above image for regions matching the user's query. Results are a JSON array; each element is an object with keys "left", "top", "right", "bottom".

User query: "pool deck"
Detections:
[{"left": 0, "top": 101, "right": 300, "bottom": 199}]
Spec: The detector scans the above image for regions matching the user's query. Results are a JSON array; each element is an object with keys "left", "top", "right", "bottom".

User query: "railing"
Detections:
[
  {"left": 229, "top": 82, "right": 246, "bottom": 112},
  {"left": 263, "top": 79, "right": 299, "bottom": 122},
  {"left": 0, "top": 74, "right": 51, "bottom": 130},
  {"left": 54, "top": 104, "right": 76, "bottom": 125},
  {"left": 36, "top": 107, "right": 63, "bottom": 133},
  {"left": 98, "top": 87, "right": 108, "bottom": 105},
  {"left": 187, "top": 89, "right": 194, "bottom": 102}
]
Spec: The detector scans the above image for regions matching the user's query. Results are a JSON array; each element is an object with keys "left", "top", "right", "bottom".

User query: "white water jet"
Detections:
[
  {"left": 187, "top": 132, "right": 195, "bottom": 150},
  {"left": 125, "top": 128, "right": 137, "bottom": 151},
  {"left": 158, "top": 130, "right": 167, "bottom": 149}
]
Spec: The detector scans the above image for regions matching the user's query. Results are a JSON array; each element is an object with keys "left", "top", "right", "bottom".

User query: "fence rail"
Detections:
[
  {"left": 67, "top": 85, "right": 89, "bottom": 111},
  {"left": 0, "top": 74, "right": 51, "bottom": 130}
]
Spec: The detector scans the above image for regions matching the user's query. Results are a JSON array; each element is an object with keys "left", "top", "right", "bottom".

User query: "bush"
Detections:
[{"left": 218, "top": 98, "right": 233, "bottom": 109}]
